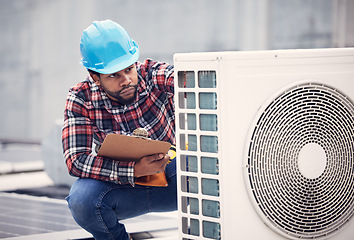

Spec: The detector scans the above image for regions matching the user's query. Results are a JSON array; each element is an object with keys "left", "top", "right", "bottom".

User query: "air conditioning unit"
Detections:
[{"left": 174, "top": 48, "right": 354, "bottom": 240}]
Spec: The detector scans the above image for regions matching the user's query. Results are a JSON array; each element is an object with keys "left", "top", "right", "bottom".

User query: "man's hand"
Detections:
[{"left": 134, "top": 153, "right": 170, "bottom": 177}]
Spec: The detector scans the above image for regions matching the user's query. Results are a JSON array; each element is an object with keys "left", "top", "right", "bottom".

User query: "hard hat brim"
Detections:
[{"left": 84, "top": 47, "right": 139, "bottom": 74}]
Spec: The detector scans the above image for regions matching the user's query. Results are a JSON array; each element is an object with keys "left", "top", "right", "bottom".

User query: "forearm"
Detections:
[{"left": 64, "top": 149, "right": 136, "bottom": 185}]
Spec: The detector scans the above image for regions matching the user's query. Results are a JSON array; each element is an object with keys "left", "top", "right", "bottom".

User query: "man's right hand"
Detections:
[{"left": 134, "top": 153, "right": 170, "bottom": 177}]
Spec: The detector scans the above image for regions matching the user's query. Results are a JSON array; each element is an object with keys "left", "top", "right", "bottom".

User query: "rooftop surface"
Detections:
[{"left": 0, "top": 142, "right": 178, "bottom": 240}]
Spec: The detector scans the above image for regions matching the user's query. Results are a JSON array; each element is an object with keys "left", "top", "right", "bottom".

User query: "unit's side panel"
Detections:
[{"left": 174, "top": 56, "right": 224, "bottom": 240}]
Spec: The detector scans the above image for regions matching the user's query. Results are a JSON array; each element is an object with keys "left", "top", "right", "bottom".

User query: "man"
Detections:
[{"left": 62, "top": 19, "right": 176, "bottom": 240}]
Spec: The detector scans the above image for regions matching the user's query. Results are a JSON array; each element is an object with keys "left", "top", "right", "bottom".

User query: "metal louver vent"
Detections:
[{"left": 245, "top": 82, "right": 354, "bottom": 239}]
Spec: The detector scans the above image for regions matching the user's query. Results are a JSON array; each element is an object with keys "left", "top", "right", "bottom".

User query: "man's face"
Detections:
[{"left": 91, "top": 64, "right": 138, "bottom": 105}]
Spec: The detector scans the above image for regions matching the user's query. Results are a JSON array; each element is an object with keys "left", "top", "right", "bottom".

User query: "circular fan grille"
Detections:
[{"left": 245, "top": 82, "right": 354, "bottom": 239}]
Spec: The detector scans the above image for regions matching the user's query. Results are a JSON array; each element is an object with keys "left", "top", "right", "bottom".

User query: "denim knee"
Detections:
[
  {"left": 66, "top": 178, "right": 131, "bottom": 240},
  {"left": 66, "top": 178, "right": 111, "bottom": 228},
  {"left": 67, "top": 189, "right": 98, "bottom": 227}
]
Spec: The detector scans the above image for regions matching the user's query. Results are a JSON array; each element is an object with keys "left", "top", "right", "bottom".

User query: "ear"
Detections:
[{"left": 89, "top": 72, "right": 101, "bottom": 86}]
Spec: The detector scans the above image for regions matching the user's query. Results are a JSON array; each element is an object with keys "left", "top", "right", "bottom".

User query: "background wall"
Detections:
[{"left": 0, "top": 0, "right": 353, "bottom": 141}]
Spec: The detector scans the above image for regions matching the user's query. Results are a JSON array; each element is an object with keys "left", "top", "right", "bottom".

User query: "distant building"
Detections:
[{"left": 0, "top": 0, "right": 353, "bottom": 141}]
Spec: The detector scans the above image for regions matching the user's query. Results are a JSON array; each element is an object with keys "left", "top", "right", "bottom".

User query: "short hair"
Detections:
[{"left": 88, "top": 69, "right": 100, "bottom": 76}]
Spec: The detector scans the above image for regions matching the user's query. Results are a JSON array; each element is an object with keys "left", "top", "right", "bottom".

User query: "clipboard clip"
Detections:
[{"left": 132, "top": 128, "right": 150, "bottom": 140}]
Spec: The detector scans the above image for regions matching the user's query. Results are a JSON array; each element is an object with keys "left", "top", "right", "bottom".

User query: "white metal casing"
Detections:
[{"left": 174, "top": 48, "right": 354, "bottom": 240}]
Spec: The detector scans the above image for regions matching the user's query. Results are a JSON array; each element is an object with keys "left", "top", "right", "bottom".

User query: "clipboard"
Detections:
[{"left": 97, "top": 134, "right": 172, "bottom": 161}]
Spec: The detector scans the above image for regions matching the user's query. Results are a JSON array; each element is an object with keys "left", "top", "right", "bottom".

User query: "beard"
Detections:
[{"left": 104, "top": 84, "right": 138, "bottom": 105}]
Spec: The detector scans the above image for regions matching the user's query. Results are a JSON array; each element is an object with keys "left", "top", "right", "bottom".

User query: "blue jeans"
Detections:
[{"left": 66, "top": 158, "right": 177, "bottom": 240}]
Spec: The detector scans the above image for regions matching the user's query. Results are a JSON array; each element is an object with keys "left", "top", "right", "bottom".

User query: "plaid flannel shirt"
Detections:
[{"left": 62, "top": 59, "right": 175, "bottom": 186}]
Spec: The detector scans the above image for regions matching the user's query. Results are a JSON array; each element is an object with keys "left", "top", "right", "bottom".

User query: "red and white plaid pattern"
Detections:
[{"left": 62, "top": 59, "right": 175, "bottom": 186}]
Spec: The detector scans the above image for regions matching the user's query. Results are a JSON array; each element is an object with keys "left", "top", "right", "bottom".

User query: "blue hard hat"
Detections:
[{"left": 80, "top": 20, "right": 139, "bottom": 74}]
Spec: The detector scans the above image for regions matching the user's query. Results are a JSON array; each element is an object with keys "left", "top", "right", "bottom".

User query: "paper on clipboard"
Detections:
[{"left": 97, "top": 134, "right": 172, "bottom": 161}]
